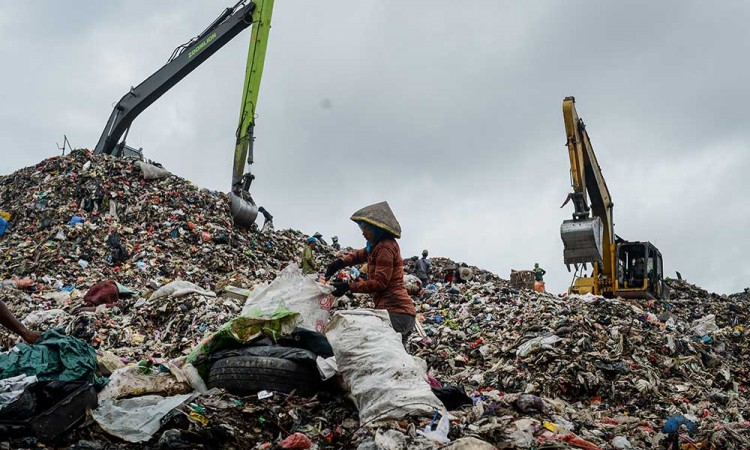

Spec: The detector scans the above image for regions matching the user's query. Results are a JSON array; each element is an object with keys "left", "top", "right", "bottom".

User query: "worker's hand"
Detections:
[
  {"left": 22, "top": 330, "right": 42, "bottom": 344},
  {"left": 325, "top": 259, "right": 346, "bottom": 280},
  {"left": 331, "top": 281, "right": 350, "bottom": 297}
]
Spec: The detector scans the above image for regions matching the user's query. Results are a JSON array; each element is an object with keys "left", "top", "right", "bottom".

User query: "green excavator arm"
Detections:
[
  {"left": 229, "top": 0, "right": 274, "bottom": 228},
  {"left": 232, "top": 0, "right": 274, "bottom": 189}
]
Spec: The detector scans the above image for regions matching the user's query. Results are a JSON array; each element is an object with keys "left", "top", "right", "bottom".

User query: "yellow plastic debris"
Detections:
[
  {"left": 189, "top": 410, "right": 209, "bottom": 426},
  {"left": 543, "top": 420, "right": 559, "bottom": 433}
]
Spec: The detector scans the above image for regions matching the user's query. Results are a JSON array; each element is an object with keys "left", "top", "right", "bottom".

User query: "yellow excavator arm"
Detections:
[{"left": 560, "top": 97, "right": 616, "bottom": 293}]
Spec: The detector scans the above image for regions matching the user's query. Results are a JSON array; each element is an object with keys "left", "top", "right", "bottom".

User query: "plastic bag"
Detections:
[
  {"left": 690, "top": 314, "right": 719, "bottom": 337},
  {"left": 404, "top": 275, "right": 422, "bottom": 294},
  {"left": 149, "top": 280, "right": 215, "bottom": 301},
  {"left": 516, "top": 335, "right": 561, "bottom": 357},
  {"left": 241, "top": 264, "right": 333, "bottom": 333},
  {"left": 611, "top": 436, "right": 634, "bottom": 449},
  {"left": 280, "top": 432, "right": 313, "bottom": 449},
  {"left": 163, "top": 358, "right": 208, "bottom": 394},
  {"left": 509, "top": 418, "right": 540, "bottom": 447},
  {"left": 316, "top": 356, "right": 338, "bottom": 381},
  {"left": 418, "top": 414, "right": 451, "bottom": 444},
  {"left": 325, "top": 309, "right": 443, "bottom": 424},
  {"left": 23, "top": 309, "right": 68, "bottom": 327},
  {"left": 135, "top": 161, "right": 171, "bottom": 180},
  {"left": 92, "top": 393, "right": 192, "bottom": 443},
  {"left": 0, "top": 375, "right": 37, "bottom": 410}
]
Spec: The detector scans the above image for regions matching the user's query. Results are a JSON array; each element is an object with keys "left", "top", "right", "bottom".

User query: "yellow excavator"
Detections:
[{"left": 560, "top": 97, "right": 667, "bottom": 299}]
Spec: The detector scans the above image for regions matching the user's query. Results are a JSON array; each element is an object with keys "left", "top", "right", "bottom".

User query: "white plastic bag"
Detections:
[
  {"left": 508, "top": 418, "right": 540, "bottom": 447},
  {"left": 418, "top": 415, "right": 451, "bottom": 444},
  {"left": 0, "top": 375, "right": 37, "bottom": 410},
  {"left": 690, "top": 314, "right": 719, "bottom": 336},
  {"left": 316, "top": 356, "right": 338, "bottom": 381},
  {"left": 149, "top": 280, "right": 215, "bottom": 301},
  {"left": 241, "top": 264, "right": 333, "bottom": 332},
  {"left": 325, "top": 309, "right": 443, "bottom": 424},
  {"left": 612, "top": 436, "right": 634, "bottom": 449},
  {"left": 23, "top": 309, "right": 68, "bottom": 327}
]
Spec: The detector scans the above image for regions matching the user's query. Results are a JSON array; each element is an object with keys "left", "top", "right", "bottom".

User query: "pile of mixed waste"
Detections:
[
  {"left": 0, "top": 151, "right": 747, "bottom": 449},
  {"left": 0, "top": 150, "right": 336, "bottom": 360}
]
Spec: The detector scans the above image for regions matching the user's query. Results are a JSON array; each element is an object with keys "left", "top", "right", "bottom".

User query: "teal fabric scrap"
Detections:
[{"left": 0, "top": 329, "right": 107, "bottom": 387}]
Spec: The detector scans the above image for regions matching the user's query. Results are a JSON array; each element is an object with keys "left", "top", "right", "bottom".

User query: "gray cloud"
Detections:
[{"left": 1, "top": 0, "right": 748, "bottom": 295}]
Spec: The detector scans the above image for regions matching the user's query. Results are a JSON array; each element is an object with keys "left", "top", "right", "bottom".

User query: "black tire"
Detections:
[{"left": 208, "top": 356, "right": 321, "bottom": 396}]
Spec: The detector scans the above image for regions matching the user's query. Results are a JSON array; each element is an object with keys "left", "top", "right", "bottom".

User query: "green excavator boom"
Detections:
[{"left": 232, "top": 0, "right": 274, "bottom": 188}]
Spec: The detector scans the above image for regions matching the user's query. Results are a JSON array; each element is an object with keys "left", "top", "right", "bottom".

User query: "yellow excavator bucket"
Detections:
[{"left": 560, "top": 217, "right": 604, "bottom": 267}]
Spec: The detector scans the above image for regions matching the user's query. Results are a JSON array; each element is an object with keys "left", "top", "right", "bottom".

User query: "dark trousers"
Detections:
[{"left": 388, "top": 312, "right": 416, "bottom": 349}]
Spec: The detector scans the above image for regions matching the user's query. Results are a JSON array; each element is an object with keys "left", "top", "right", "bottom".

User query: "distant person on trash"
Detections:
[
  {"left": 302, "top": 237, "right": 318, "bottom": 275},
  {"left": 324, "top": 201, "right": 416, "bottom": 348},
  {"left": 415, "top": 249, "right": 432, "bottom": 288},
  {"left": 533, "top": 263, "right": 546, "bottom": 282},
  {"left": 331, "top": 236, "right": 341, "bottom": 251},
  {"left": 312, "top": 232, "right": 328, "bottom": 246},
  {"left": 533, "top": 263, "right": 546, "bottom": 293}
]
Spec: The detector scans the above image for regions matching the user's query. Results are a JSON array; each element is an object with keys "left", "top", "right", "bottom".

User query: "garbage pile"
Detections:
[
  {"left": 0, "top": 150, "right": 335, "bottom": 360},
  {"left": 0, "top": 151, "right": 748, "bottom": 449},
  {"left": 0, "top": 150, "right": 325, "bottom": 288},
  {"left": 406, "top": 275, "right": 750, "bottom": 448}
]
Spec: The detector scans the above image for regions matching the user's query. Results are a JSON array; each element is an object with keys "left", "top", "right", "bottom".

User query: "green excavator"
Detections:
[{"left": 93, "top": 0, "right": 274, "bottom": 228}]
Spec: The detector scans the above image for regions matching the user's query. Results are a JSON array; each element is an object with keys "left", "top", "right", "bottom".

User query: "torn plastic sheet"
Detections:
[
  {"left": 149, "top": 280, "right": 216, "bottom": 302},
  {"left": 516, "top": 334, "right": 561, "bottom": 357},
  {"left": 0, "top": 374, "right": 37, "bottom": 410},
  {"left": 92, "top": 393, "right": 193, "bottom": 443}
]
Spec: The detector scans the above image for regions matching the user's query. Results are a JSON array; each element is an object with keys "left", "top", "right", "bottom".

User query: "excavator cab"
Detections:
[{"left": 615, "top": 241, "right": 666, "bottom": 299}]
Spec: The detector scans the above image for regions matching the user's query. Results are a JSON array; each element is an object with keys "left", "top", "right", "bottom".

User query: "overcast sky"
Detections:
[{"left": 1, "top": 1, "right": 749, "bottom": 295}]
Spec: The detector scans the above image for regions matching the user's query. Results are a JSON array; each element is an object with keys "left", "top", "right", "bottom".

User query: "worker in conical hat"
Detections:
[{"left": 324, "top": 202, "right": 415, "bottom": 349}]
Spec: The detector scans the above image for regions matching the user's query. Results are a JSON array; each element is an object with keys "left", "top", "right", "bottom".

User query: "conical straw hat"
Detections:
[{"left": 350, "top": 201, "right": 401, "bottom": 238}]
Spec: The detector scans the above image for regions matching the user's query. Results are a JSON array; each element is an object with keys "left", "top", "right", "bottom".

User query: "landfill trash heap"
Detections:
[
  {"left": 0, "top": 151, "right": 748, "bottom": 449},
  {"left": 346, "top": 256, "right": 750, "bottom": 448},
  {"left": 0, "top": 150, "right": 336, "bottom": 358}
]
